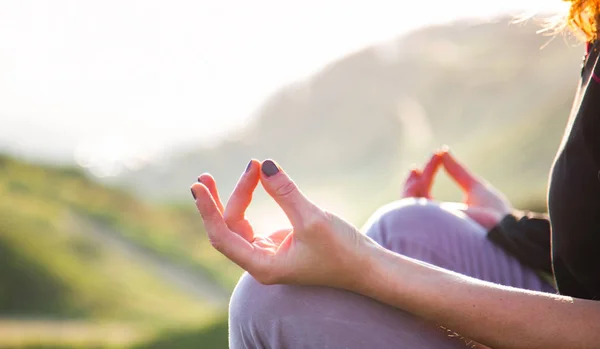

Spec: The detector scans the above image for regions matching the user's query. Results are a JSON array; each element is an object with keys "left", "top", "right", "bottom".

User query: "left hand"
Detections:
[
  {"left": 401, "top": 151, "right": 443, "bottom": 199},
  {"left": 440, "top": 151, "right": 512, "bottom": 229},
  {"left": 401, "top": 148, "right": 512, "bottom": 230}
]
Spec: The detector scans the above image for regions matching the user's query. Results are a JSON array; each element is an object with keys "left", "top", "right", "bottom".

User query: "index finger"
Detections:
[
  {"left": 401, "top": 168, "right": 422, "bottom": 198},
  {"left": 191, "top": 183, "right": 254, "bottom": 270},
  {"left": 224, "top": 159, "right": 260, "bottom": 224},
  {"left": 419, "top": 152, "right": 443, "bottom": 196},
  {"left": 441, "top": 151, "right": 479, "bottom": 191}
]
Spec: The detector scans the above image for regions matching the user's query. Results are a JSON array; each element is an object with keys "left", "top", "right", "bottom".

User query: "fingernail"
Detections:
[
  {"left": 262, "top": 159, "right": 280, "bottom": 177},
  {"left": 190, "top": 187, "right": 197, "bottom": 200},
  {"left": 245, "top": 160, "right": 252, "bottom": 173},
  {"left": 197, "top": 177, "right": 202, "bottom": 183}
]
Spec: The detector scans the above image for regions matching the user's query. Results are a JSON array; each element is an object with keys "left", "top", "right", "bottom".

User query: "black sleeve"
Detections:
[{"left": 487, "top": 211, "right": 552, "bottom": 275}]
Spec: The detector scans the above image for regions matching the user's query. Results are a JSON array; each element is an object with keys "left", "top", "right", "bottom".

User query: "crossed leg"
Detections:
[{"left": 229, "top": 199, "right": 555, "bottom": 348}]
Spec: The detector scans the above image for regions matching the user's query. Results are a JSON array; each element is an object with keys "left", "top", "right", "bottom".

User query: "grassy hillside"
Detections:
[
  {"left": 114, "top": 17, "right": 581, "bottom": 225},
  {"left": 0, "top": 154, "right": 242, "bottom": 347},
  {"left": 1, "top": 317, "right": 228, "bottom": 349}
]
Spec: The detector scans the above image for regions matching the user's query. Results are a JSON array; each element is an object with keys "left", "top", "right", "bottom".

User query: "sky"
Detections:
[{"left": 0, "top": 0, "right": 568, "bottom": 174}]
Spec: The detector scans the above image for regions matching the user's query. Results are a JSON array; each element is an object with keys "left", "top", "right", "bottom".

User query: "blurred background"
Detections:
[{"left": 0, "top": 0, "right": 585, "bottom": 348}]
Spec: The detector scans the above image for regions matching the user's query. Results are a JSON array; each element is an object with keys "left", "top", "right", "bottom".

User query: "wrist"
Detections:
[
  {"left": 347, "top": 239, "right": 434, "bottom": 311},
  {"left": 345, "top": 237, "right": 396, "bottom": 297}
]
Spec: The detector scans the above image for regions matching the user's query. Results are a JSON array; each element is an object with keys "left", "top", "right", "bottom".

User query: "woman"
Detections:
[{"left": 190, "top": 2, "right": 600, "bottom": 348}]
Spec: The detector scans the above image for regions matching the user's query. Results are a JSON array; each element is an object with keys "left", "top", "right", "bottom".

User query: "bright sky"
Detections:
[{"left": 0, "top": 0, "right": 567, "bottom": 174}]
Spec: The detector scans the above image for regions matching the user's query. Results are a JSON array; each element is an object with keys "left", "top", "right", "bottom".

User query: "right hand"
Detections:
[
  {"left": 440, "top": 150, "right": 513, "bottom": 229},
  {"left": 191, "top": 159, "right": 379, "bottom": 289}
]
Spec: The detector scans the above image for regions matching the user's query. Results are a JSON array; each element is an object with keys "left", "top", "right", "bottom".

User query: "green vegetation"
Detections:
[
  {"left": 0, "top": 154, "right": 240, "bottom": 347},
  {"left": 0, "top": 317, "right": 228, "bottom": 349},
  {"left": 132, "top": 317, "right": 228, "bottom": 349}
]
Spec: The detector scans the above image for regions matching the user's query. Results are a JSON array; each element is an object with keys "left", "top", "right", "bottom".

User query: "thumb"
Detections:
[
  {"left": 441, "top": 150, "right": 479, "bottom": 192},
  {"left": 259, "top": 159, "right": 322, "bottom": 228}
]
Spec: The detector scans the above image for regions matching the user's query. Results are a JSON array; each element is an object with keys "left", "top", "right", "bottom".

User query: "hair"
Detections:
[{"left": 564, "top": 0, "right": 600, "bottom": 41}]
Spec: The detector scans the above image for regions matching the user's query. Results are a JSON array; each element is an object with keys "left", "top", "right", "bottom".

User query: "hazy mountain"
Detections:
[{"left": 113, "top": 17, "right": 583, "bottom": 224}]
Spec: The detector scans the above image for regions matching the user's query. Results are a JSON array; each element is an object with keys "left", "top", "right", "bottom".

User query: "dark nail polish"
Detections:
[
  {"left": 190, "top": 187, "right": 197, "bottom": 200},
  {"left": 262, "top": 160, "right": 279, "bottom": 177},
  {"left": 245, "top": 160, "right": 252, "bottom": 173}
]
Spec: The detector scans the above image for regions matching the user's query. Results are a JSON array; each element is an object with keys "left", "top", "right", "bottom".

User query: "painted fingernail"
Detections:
[
  {"left": 245, "top": 160, "right": 252, "bottom": 173},
  {"left": 190, "top": 187, "right": 197, "bottom": 200},
  {"left": 197, "top": 177, "right": 202, "bottom": 183},
  {"left": 262, "top": 159, "right": 279, "bottom": 177}
]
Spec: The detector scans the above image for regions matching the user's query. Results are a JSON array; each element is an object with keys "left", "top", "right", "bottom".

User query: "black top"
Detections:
[
  {"left": 489, "top": 42, "right": 600, "bottom": 299},
  {"left": 488, "top": 41, "right": 600, "bottom": 300},
  {"left": 548, "top": 40, "right": 600, "bottom": 299},
  {"left": 488, "top": 212, "right": 553, "bottom": 276}
]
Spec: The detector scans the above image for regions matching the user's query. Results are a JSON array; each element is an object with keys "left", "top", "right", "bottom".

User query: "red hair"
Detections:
[{"left": 565, "top": 0, "right": 600, "bottom": 41}]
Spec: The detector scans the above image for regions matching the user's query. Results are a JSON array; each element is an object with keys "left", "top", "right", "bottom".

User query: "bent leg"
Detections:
[
  {"left": 362, "top": 199, "right": 555, "bottom": 292},
  {"left": 229, "top": 199, "right": 554, "bottom": 348},
  {"left": 230, "top": 273, "right": 473, "bottom": 349}
]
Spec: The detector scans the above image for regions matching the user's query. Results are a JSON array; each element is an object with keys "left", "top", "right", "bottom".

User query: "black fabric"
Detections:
[
  {"left": 547, "top": 40, "right": 600, "bottom": 300},
  {"left": 487, "top": 212, "right": 552, "bottom": 275}
]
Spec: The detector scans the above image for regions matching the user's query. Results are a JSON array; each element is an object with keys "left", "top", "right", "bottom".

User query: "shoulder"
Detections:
[{"left": 584, "top": 40, "right": 600, "bottom": 84}]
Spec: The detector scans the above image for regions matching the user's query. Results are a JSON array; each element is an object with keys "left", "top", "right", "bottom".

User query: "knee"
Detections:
[
  {"left": 229, "top": 273, "right": 352, "bottom": 348},
  {"left": 363, "top": 198, "right": 444, "bottom": 231},
  {"left": 364, "top": 199, "right": 467, "bottom": 238},
  {"left": 362, "top": 198, "right": 485, "bottom": 258},
  {"left": 228, "top": 273, "right": 273, "bottom": 347},
  {"left": 229, "top": 273, "right": 320, "bottom": 348},
  {"left": 228, "top": 272, "right": 452, "bottom": 349}
]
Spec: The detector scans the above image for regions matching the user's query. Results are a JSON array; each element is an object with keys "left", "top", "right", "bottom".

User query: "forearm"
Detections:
[{"left": 356, "top": 244, "right": 600, "bottom": 349}]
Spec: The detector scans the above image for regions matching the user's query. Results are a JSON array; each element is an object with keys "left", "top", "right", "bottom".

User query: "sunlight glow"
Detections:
[{"left": 0, "top": 0, "right": 570, "bottom": 172}]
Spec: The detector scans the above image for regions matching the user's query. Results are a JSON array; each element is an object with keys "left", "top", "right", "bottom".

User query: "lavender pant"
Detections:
[{"left": 229, "top": 199, "right": 555, "bottom": 348}]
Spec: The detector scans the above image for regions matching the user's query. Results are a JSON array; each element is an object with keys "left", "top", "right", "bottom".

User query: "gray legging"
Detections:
[{"left": 229, "top": 199, "right": 556, "bottom": 348}]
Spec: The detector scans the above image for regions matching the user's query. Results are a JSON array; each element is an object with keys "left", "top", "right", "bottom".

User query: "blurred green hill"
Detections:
[
  {"left": 114, "top": 17, "right": 583, "bottom": 224},
  {"left": 0, "top": 154, "right": 239, "bottom": 347}
]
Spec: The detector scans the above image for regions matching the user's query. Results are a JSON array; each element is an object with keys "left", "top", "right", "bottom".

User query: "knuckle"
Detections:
[
  {"left": 209, "top": 237, "right": 222, "bottom": 252},
  {"left": 275, "top": 181, "right": 298, "bottom": 198}
]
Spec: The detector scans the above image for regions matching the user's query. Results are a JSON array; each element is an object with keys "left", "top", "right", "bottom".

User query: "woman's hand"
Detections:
[
  {"left": 191, "top": 159, "right": 379, "bottom": 289},
  {"left": 440, "top": 150, "right": 513, "bottom": 229},
  {"left": 401, "top": 151, "right": 443, "bottom": 199},
  {"left": 401, "top": 148, "right": 513, "bottom": 230}
]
